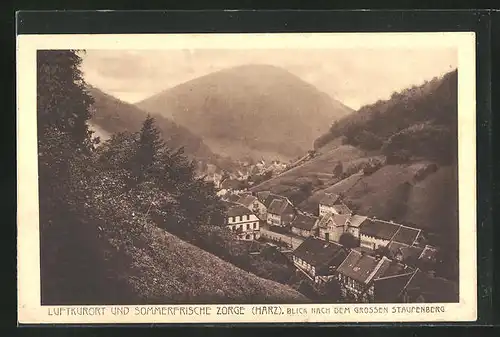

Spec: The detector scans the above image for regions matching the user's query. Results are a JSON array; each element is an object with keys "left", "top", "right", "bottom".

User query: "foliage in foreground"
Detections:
[{"left": 37, "top": 50, "right": 306, "bottom": 304}]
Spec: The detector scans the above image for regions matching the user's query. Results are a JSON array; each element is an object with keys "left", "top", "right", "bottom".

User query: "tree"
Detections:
[
  {"left": 374, "top": 246, "right": 391, "bottom": 259},
  {"left": 319, "top": 279, "right": 342, "bottom": 303},
  {"left": 130, "top": 115, "right": 166, "bottom": 183},
  {"left": 332, "top": 161, "right": 343, "bottom": 176},
  {"left": 37, "top": 50, "right": 118, "bottom": 304},
  {"left": 339, "top": 232, "right": 359, "bottom": 249},
  {"left": 37, "top": 50, "right": 94, "bottom": 149}
]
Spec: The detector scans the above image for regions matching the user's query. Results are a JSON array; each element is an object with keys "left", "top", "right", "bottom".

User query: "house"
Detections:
[
  {"left": 317, "top": 213, "right": 350, "bottom": 243},
  {"left": 292, "top": 237, "right": 348, "bottom": 284},
  {"left": 225, "top": 205, "right": 260, "bottom": 241},
  {"left": 290, "top": 214, "right": 318, "bottom": 238},
  {"left": 266, "top": 199, "right": 296, "bottom": 227},
  {"left": 359, "top": 219, "right": 401, "bottom": 250},
  {"left": 237, "top": 194, "right": 267, "bottom": 220},
  {"left": 318, "top": 194, "right": 341, "bottom": 216},
  {"left": 336, "top": 249, "right": 417, "bottom": 303},
  {"left": 344, "top": 214, "right": 368, "bottom": 238},
  {"left": 336, "top": 250, "right": 392, "bottom": 302}
]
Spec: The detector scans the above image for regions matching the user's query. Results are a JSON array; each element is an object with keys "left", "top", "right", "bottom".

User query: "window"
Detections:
[
  {"left": 245, "top": 214, "right": 249, "bottom": 221},
  {"left": 245, "top": 234, "right": 250, "bottom": 240},
  {"left": 236, "top": 216, "right": 240, "bottom": 222},
  {"left": 325, "top": 232, "right": 330, "bottom": 242},
  {"left": 245, "top": 223, "right": 249, "bottom": 230},
  {"left": 253, "top": 223, "right": 257, "bottom": 229}
]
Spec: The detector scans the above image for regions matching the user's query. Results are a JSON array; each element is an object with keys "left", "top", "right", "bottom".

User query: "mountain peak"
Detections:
[{"left": 136, "top": 65, "right": 353, "bottom": 161}]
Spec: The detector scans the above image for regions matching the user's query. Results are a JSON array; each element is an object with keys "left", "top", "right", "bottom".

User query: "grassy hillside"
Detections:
[
  {"left": 115, "top": 223, "right": 309, "bottom": 304},
  {"left": 136, "top": 64, "right": 353, "bottom": 161},
  {"left": 88, "top": 86, "right": 215, "bottom": 162}
]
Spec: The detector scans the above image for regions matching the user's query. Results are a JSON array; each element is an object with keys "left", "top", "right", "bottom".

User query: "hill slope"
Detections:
[
  {"left": 252, "top": 70, "right": 458, "bottom": 240},
  {"left": 88, "top": 86, "right": 215, "bottom": 162},
  {"left": 113, "top": 223, "right": 310, "bottom": 304},
  {"left": 136, "top": 64, "right": 353, "bottom": 161}
]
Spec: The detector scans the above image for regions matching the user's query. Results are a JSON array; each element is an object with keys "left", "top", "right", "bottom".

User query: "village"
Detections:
[{"left": 216, "top": 182, "right": 458, "bottom": 304}]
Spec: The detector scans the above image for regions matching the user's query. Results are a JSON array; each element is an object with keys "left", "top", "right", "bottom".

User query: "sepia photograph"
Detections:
[{"left": 17, "top": 33, "right": 477, "bottom": 323}]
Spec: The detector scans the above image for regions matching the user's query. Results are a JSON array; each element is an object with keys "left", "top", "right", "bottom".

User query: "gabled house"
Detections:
[
  {"left": 317, "top": 213, "right": 350, "bottom": 243},
  {"left": 225, "top": 205, "right": 261, "bottom": 241},
  {"left": 336, "top": 249, "right": 417, "bottom": 303},
  {"left": 236, "top": 194, "right": 267, "bottom": 220},
  {"left": 292, "top": 237, "right": 348, "bottom": 284},
  {"left": 290, "top": 214, "right": 318, "bottom": 238},
  {"left": 266, "top": 199, "right": 296, "bottom": 227}
]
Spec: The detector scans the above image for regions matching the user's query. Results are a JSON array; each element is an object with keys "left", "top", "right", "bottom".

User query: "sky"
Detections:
[{"left": 81, "top": 48, "right": 457, "bottom": 110}]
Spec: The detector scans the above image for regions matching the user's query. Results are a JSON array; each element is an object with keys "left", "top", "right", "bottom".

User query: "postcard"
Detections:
[{"left": 17, "top": 32, "right": 477, "bottom": 324}]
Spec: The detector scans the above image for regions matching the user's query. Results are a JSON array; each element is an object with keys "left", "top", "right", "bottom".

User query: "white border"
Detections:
[{"left": 17, "top": 32, "right": 477, "bottom": 324}]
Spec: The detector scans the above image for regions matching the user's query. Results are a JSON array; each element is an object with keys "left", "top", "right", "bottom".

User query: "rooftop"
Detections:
[
  {"left": 268, "top": 199, "right": 294, "bottom": 216},
  {"left": 237, "top": 194, "right": 258, "bottom": 208},
  {"left": 290, "top": 214, "right": 318, "bottom": 231},
  {"left": 331, "top": 203, "right": 352, "bottom": 215},
  {"left": 317, "top": 213, "right": 335, "bottom": 229},
  {"left": 347, "top": 214, "right": 368, "bottom": 228},
  {"left": 387, "top": 241, "right": 425, "bottom": 262},
  {"left": 360, "top": 219, "right": 400, "bottom": 241},
  {"left": 227, "top": 205, "right": 254, "bottom": 218},
  {"left": 293, "top": 237, "right": 347, "bottom": 269},
  {"left": 373, "top": 272, "right": 416, "bottom": 303},
  {"left": 336, "top": 250, "right": 391, "bottom": 285},
  {"left": 391, "top": 225, "right": 421, "bottom": 246},
  {"left": 256, "top": 191, "right": 271, "bottom": 204}
]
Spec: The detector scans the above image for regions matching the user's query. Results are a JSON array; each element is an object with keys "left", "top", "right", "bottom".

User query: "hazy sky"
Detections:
[{"left": 81, "top": 48, "right": 457, "bottom": 110}]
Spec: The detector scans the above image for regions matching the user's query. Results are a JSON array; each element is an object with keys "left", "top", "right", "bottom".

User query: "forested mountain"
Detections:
[
  {"left": 88, "top": 86, "right": 215, "bottom": 162},
  {"left": 136, "top": 64, "right": 353, "bottom": 161},
  {"left": 314, "top": 69, "right": 458, "bottom": 165}
]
